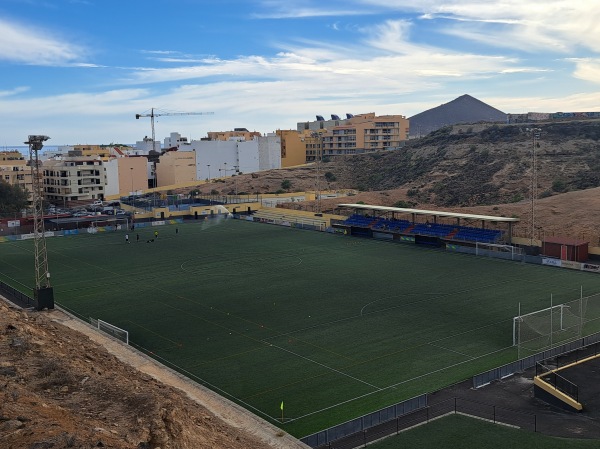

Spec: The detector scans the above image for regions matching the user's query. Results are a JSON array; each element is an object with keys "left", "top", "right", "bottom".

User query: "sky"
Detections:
[{"left": 1, "top": 0, "right": 600, "bottom": 147}]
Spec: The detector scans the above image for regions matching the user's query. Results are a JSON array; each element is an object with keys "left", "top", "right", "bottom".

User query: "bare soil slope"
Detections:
[{"left": 0, "top": 300, "right": 307, "bottom": 449}]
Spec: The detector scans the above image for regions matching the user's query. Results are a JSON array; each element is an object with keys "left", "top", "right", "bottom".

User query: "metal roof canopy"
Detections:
[
  {"left": 337, "top": 204, "right": 520, "bottom": 223},
  {"left": 48, "top": 216, "right": 121, "bottom": 225}
]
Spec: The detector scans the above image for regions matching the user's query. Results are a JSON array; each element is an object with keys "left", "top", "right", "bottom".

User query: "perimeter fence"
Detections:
[
  {"left": 0, "top": 279, "right": 34, "bottom": 308},
  {"left": 308, "top": 397, "right": 537, "bottom": 449},
  {"left": 473, "top": 330, "right": 600, "bottom": 388}
]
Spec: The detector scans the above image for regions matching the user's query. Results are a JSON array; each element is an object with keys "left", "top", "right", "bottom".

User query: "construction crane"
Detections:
[{"left": 135, "top": 108, "right": 215, "bottom": 152}]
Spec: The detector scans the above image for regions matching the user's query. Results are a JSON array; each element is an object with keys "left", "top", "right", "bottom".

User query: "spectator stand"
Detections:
[{"left": 334, "top": 203, "right": 520, "bottom": 246}]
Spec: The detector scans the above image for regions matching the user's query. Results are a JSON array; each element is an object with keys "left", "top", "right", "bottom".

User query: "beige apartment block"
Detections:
[
  {"left": 300, "top": 113, "right": 410, "bottom": 161},
  {"left": 277, "top": 130, "right": 308, "bottom": 167},
  {"left": 0, "top": 151, "right": 33, "bottom": 205},
  {"left": 104, "top": 156, "right": 148, "bottom": 197},
  {"left": 207, "top": 128, "right": 261, "bottom": 141},
  {"left": 68, "top": 145, "right": 136, "bottom": 160},
  {"left": 155, "top": 150, "right": 196, "bottom": 187},
  {"left": 42, "top": 156, "right": 106, "bottom": 206}
]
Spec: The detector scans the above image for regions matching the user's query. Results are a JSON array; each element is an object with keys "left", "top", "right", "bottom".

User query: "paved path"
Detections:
[{"left": 429, "top": 368, "right": 600, "bottom": 439}]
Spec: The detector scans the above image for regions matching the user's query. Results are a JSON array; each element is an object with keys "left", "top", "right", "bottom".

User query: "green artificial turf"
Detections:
[{"left": 1, "top": 218, "right": 599, "bottom": 437}]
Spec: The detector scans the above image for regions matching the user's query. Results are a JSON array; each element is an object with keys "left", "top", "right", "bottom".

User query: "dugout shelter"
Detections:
[
  {"left": 542, "top": 236, "right": 589, "bottom": 262},
  {"left": 47, "top": 215, "right": 129, "bottom": 231},
  {"left": 335, "top": 203, "right": 519, "bottom": 246}
]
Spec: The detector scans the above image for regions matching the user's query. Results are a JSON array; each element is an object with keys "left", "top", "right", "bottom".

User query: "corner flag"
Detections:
[
  {"left": 280, "top": 401, "right": 284, "bottom": 410},
  {"left": 280, "top": 400, "right": 284, "bottom": 422}
]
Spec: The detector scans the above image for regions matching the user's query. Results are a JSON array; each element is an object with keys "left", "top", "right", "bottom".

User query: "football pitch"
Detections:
[{"left": 1, "top": 218, "right": 600, "bottom": 437}]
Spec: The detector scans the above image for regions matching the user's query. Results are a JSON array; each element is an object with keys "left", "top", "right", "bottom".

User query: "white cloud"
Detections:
[
  {"left": 571, "top": 59, "right": 600, "bottom": 85},
  {"left": 490, "top": 91, "right": 600, "bottom": 114},
  {"left": 0, "top": 86, "right": 30, "bottom": 97},
  {"left": 0, "top": 18, "right": 86, "bottom": 65},
  {"left": 257, "top": 1, "right": 600, "bottom": 54},
  {"left": 253, "top": 0, "right": 378, "bottom": 19}
]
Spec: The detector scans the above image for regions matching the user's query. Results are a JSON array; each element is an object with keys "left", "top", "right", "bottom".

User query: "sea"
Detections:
[
  {"left": 5, "top": 144, "right": 135, "bottom": 157},
  {"left": 4, "top": 145, "right": 61, "bottom": 156}
]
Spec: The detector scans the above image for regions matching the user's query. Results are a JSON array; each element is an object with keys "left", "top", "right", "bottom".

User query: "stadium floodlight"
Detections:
[
  {"left": 26, "top": 134, "right": 54, "bottom": 310},
  {"left": 25, "top": 135, "right": 50, "bottom": 151}
]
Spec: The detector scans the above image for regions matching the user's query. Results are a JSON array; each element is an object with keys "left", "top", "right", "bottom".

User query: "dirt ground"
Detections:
[{"left": 0, "top": 298, "right": 309, "bottom": 449}]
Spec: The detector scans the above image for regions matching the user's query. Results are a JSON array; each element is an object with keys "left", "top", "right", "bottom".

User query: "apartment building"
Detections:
[
  {"left": 42, "top": 156, "right": 106, "bottom": 205},
  {"left": 104, "top": 156, "right": 149, "bottom": 197},
  {"left": 0, "top": 151, "right": 33, "bottom": 205},
  {"left": 277, "top": 130, "right": 307, "bottom": 167},
  {"left": 207, "top": 128, "right": 261, "bottom": 142},
  {"left": 155, "top": 150, "right": 196, "bottom": 187},
  {"left": 298, "top": 113, "right": 409, "bottom": 160}
]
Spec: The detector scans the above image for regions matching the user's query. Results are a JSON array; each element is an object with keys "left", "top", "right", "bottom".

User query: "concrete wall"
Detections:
[{"left": 156, "top": 151, "right": 196, "bottom": 186}]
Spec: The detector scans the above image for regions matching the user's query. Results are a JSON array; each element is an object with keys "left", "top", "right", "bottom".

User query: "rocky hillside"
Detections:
[
  {"left": 188, "top": 120, "right": 600, "bottom": 209},
  {"left": 326, "top": 120, "right": 600, "bottom": 207},
  {"left": 0, "top": 301, "right": 301, "bottom": 449}
]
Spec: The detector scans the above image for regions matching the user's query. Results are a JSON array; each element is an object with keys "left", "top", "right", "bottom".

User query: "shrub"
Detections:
[
  {"left": 510, "top": 193, "right": 524, "bottom": 203},
  {"left": 393, "top": 200, "right": 416, "bottom": 208},
  {"left": 325, "top": 172, "right": 337, "bottom": 182},
  {"left": 551, "top": 179, "right": 567, "bottom": 192},
  {"left": 281, "top": 180, "right": 292, "bottom": 190}
]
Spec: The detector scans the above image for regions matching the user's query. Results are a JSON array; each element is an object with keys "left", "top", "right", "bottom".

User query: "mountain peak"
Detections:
[{"left": 409, "top": 95, "right": 506, "bottom": 137}]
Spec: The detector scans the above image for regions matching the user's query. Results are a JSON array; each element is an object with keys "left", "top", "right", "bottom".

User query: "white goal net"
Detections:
[
  {"left": 476, "top": 242, "right": 524, "bottom": 261},
  {"left": 513, "top": 292, "right": 600, "bottom": 358},
  {"left": 90, "top": 318, "right": 129, "bottom": 344}
]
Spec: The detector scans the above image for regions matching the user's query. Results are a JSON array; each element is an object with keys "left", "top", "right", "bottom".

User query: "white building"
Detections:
[
  {"left": 185, "top": 133, "right": 281, "bottom": 181},
  {"left": 164, "top": 132, "right": 191, "bottom": 150},
  {"left": 134, "top": 136, "right": 160, "bottom": 154}
]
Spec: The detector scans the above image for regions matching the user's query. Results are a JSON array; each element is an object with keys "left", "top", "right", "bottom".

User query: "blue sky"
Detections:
[{"left": 1, "top": 0, "right": 599, "bottom": 146}]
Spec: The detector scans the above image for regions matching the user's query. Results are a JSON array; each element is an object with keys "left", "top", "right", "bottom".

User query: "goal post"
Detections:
[
  {"left": 90, "top": 317, "right": 129, "bottom": 344},
  {"left": 476, "top": 242, "right": 524, "bottom": 261},
  {"left": 513, "top": 298, "right": 584, "bottom": 358}
]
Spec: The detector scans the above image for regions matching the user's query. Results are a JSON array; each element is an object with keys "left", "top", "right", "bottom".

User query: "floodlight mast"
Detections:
[{"left": 26, "top": 134, "right": 54, "bottom": 310}]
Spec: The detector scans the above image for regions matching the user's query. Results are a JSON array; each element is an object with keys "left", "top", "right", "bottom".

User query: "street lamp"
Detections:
[
  {"left": 130, "top": 167, "right": 135, "bottom": 211},
  {"left": 233, "top": 165, "right": 240, "bottom": 195},
  {"left": 207, "top": 164, "right": 211, "bottom": 180}
]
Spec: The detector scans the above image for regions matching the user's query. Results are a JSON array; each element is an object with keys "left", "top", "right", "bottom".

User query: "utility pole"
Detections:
[
  {"left": 311, "top": 132, "right": 323, "bottom": 213},
  {"left": 527, "top": 128, "right": 541, "bottom": 246},
  {"left": 26, "top": 135, "right": 54, "bottom": 310}
]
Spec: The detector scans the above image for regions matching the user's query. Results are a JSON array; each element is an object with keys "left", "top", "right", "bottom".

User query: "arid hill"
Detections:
[
  {"left": 0, "top": 300, "right": 307, "bottom": 449},
  {"left": 176, "top": 120, "right": 600, "bottom": 244}
]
